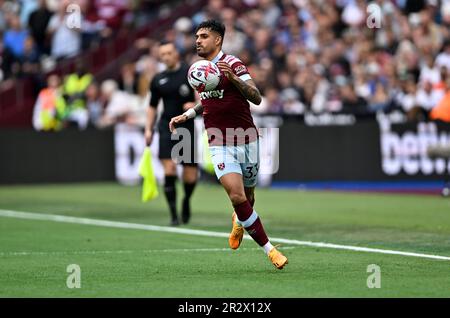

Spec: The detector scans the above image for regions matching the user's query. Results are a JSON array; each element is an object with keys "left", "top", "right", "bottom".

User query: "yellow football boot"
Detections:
[
  {"left": 268, "top": 246, "right": 288, "bottom": 270},
  {"left": 229, "top": 212, "right": 244, "bottom": 250}
]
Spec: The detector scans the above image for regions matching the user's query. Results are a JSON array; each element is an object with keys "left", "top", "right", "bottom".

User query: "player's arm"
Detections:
[
  {"left": 217, "top": 61, "right": 262, "bottom": 105},
  {"left": 169, "top": 103, "right": 203, "bottom": 133},
  {"left": 182, "top": 89, "right": 200, "bottom": 111},
  {"left": 145, "top": 105, "right": 157, "bottom": 146},
  {"left": 145, "top": 79, "right": 161, "bottom": 146}
]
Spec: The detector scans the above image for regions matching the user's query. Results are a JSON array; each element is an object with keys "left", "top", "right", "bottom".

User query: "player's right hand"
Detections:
[
  {"left": 169, "top": 115, "right": 187, "bottom": 134},
  {"left": 145, "top": 129, "right": 153, "bottom": 146}
]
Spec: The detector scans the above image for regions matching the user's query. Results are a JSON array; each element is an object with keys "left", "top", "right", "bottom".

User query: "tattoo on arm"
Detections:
[
  {"left": 193, "top": 103, "right": 204, "bottom": 115},
  {"left": 230, "top": 78, "right": 262, "bottom": 105}
]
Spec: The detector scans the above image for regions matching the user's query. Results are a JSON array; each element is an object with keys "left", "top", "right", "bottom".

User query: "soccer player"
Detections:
[
  {"left": 145, "top": 41, "right": 198, "bottom": 226},
  {"left": 169, "top": 20, "right": 288, "bottom": 269}
]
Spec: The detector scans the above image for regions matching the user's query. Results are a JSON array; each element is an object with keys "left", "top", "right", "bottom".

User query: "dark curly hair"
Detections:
[{"left": 195, "top": 20, "right": 226, "bottom": 43}]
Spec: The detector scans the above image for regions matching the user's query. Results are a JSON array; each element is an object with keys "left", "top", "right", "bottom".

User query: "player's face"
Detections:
[
  {"left": 159, "top": 43, "right": 179, "bottom": 69},
  {"left": 195, "top": 28, "right": 221, "bottom": 59}
]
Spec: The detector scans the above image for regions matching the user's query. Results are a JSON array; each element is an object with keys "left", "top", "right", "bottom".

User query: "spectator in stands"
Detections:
[
  {"left": 221, "top": 7, "right": 247, "bottom": 57},
  {"left": 368, "top": 81, "right": 391, "bottom": 113},
  {"left": 47, "top": 0, "right": 82, "bottom": 59},
  {"left": 85, "top": 81, "right": 103, "bottom": 128},
  {"left": 280, "top": 87, "right": 305, "bottom": 115},
  {"left": 396, "top": 76, "right": 419, "bottom": 115},
  {"left": 442, "top": 0, "right": 450, "bottom": 25},
  {"left": 401, "top": 0, "right": 427, "bottom": 14},
  {"left": 80, "top": 0, "right": 112, "bottom": 50},
  {"left": 339, "top": 78, "right": 369, "bottom": 115},
  {"left": 419, "top": 55, "right": 441, "bottom": 84},
  {"left": 93, "top": 0, "right": 131, "bottom": 30},
  {"left": 45, "top": 0, "right": 59, "bottom": 12},
  {"left": 430, "top": 77, "right": 450, "bottom": 122},
  {"left": 192, "top": 0, "right": 224, "bottom": 27},
  {"left": 416, "top": 80, "right": 445, "bottom": 112},
  {"left": 259, "top": 0, "right": 281, "bottom": 29},
  {"left": 341, "top": 0, "right": 366, "bottom": 27},
  {"left": 433, "top": 66, "right": 449, "bottom": 94},
  {"left": 32, "top": 73, "right": 65, "bottom": 131},
  {"left": 18, "top": 35, "right": 39, "bottom": 76},
  {"left": 118, "top": 62, "right": 138, "bottom": 95},
  {"left": 135, "top": 55, "right": 158, "bottom": 99},
  {"left": 263, "top": 86, "right": 283, "bottom": 114},
  {"left": 55, "top": 59, "right": 93, "bottom": 130},
  {"left": 62, "top": 58, "right": 93, "bottom": 107},
  {"left": 28, "top": 0, "right": 53, "bottom": 55},
  {"left": 435, "top": 41, "right": 450, "bottom": 71},
  {"left": 1, "top": 0, "right": 20, "bottom": 17},
  {"left": 2, "top": 14, "right": 29, "bottom": 77},
  {"left": 8, "top": 0, "right": 450, "bottom": 123},
  {"left": 0, "top": 1, "right": 8, "bottom": 32},
  {"left": 20, "top": 0, "right": 39, "bottom": 28},
  {"left": 97, "top": 79, "right": 145, "bottom": 128},
  {"left": 172, "top": 17, "right": 195, "bottom": 57}
]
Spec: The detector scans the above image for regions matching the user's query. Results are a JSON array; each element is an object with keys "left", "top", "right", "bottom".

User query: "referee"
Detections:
[{"left": 145, "top": 41, "right": 198, "bottom": 226}]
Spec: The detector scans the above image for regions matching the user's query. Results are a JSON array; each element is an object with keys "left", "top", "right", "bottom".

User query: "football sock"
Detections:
[
  {"left": 233, "top": 200, "right": 253, "bottom": 224},
  {"left": 234, "top": 200, "right": 270, "bottom": 248},
  {"left": 263, "top": 241, "right": 275, "bottom": 255},
  {"left": 248, "top": 195, "right": 255, "bottom": 207},
  {"left": 164, "top": 175, "right": 178, "bottom": 221},
  {"left": 182, "top": 182, "right": 196, "bottom": 223},
  {"left": 245, "top": 217, "right": 270, "bottom": 247}
]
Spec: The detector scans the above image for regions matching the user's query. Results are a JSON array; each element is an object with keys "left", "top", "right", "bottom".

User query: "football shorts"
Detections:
[{"left": 209, "top": 139, "right": 260, "bottom": 187}]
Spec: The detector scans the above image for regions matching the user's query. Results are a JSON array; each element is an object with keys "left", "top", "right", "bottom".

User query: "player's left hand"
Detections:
[
  {"left": 169, "top": 114, "right": 188, "bottom": 134},
  {"left": 217, "top": 61, "right": 237, "bottom": 81}
]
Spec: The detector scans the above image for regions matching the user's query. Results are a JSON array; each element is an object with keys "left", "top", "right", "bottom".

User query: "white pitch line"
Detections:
[
  {"left": 0, "top": 209, "right": 449, "bottom": 261},
  {"left": 0, "top": 247, "right": 297, "bottom": 257}
]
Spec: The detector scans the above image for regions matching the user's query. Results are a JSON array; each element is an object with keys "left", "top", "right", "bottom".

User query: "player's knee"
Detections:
[
  {"left": 228, "top": 192, "right": 247, "bottom": 206},
  {"left": 183, "top": 166, "right": 198, "bottom": 183},
  {"left": 163, "top": 164, "right": 177, "bottom": 176}
]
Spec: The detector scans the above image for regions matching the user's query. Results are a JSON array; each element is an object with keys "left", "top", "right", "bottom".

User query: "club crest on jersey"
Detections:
[
  {"left": 199, "top": 89, "right": 225, "bottom": 100},
  {"left": 217, "top": 163, "right": 225, "bottom": 171},
  {"left": 234, "top": 65, "right": 247, "bottom": 75}
]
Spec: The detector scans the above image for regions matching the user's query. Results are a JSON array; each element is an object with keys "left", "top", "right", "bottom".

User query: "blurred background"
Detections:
[{"left": 1, "top": 0, "right": 450, "bottom": 194}]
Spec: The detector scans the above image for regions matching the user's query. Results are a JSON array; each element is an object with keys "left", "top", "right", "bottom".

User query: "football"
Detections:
[{"left": 187, "top": 60, "right": 221, "bottom": 92}]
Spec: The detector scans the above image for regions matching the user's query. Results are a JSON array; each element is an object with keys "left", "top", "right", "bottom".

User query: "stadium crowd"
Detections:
[
  {"left": 2, "top": 0, "right": 450, "bottom": 131},
  {"left": 0, "top": 0, "right": 136, "bottom": 80},
  {"left": 192, "top": 0, "right": 450, "bottom": 121}
]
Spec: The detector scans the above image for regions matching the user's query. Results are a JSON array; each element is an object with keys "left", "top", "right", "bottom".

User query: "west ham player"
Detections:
[
  {"left": 169, "top": 20, "right": 288, "bottom": 269},
  {"left": 146, "top": 41, "right": 198, "bottom": 226}
]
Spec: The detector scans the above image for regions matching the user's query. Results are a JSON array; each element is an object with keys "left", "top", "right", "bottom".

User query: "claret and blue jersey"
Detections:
[{"left": 201, "top": 51, "right": 258, "bottom": 146}]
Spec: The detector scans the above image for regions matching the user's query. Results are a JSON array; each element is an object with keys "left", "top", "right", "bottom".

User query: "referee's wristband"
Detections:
[{"left": 183, "top": 108, "right": 196, "bottom": 120}]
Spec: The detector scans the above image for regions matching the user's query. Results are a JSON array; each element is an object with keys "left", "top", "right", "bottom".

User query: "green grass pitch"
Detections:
[{"left": 0, "top": 182, "right": 449, "bottom": 297}]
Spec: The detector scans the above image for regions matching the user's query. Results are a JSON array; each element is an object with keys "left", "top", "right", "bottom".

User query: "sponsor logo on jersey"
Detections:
[
  {"left": 199, "top": 89, "right": 225, "bottom": 100},
  {"left": 217, "top": 163, "right": 225, "bottom": 171},
  {"left": 159, "top": 78, "right": 168, "bottom": 85},
  {"left": 179, "top": 84, "right": 190, "bottom": 97},
  {"left": 234, "top": 65, "right": 247, "bottom": 75}
]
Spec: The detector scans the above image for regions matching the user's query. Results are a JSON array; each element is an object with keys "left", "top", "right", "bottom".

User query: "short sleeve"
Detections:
[
  {"left": 149, "top": 77, "right": 160, "bottom": 108},
  {"left": 187, "top": 80, "right": 195, "bottom": 102}
]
